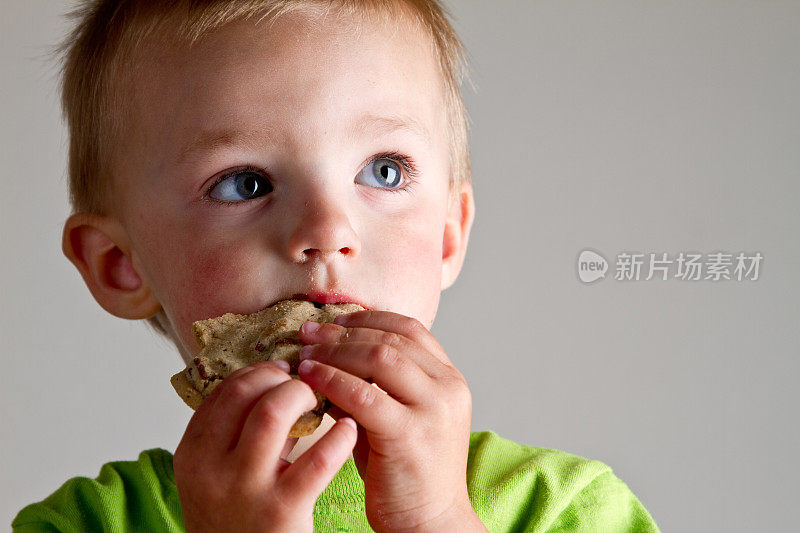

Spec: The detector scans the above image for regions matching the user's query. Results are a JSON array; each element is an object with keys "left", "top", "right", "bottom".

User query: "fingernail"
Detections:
[
  {"left": 273, "top": 360, "right": 290, "bottom": 372},
  {"left": 299, "top": 345, "right": 314, "bottom": 360},
  {"left": 298, "top": 359, "right": 315, "bottom": 373},
  {"left": 340, "top": 417, "right": 357, "bottom": 430},
  {"left": 334, "top": 315, "right": 348, "bottom": 325},
  {"left": 303, "top": 321, "right": 321, "bottom": 333}
]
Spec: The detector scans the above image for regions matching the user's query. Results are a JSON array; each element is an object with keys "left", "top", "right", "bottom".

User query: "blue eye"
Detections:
[
  {"left": 209, "top": 169, "right": 272, "bottom": 202},
  {"left": 358, "top": 157, "right": 405, "bottom": 190}
]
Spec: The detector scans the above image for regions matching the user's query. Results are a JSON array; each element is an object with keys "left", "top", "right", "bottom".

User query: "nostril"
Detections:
[{"left": 302, "top": 248, "right": 351, "bottom": 257}]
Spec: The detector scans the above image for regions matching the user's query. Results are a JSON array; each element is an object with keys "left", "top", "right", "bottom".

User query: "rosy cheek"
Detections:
[
  {"left": 393, "top": 214, "right": 443, "bottom": 266},
  {"left": 163, "top": 244, "right": 251, "bottom": 342},
  {"left": 373, "top": 216, "right": 443, "bottom": 324}
]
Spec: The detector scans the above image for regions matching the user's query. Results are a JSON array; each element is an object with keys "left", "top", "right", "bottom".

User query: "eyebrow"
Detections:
[
  {"left": 352, "top": 113, "right": 431, "bottom": 144},
  {"left": 176, "top": 112, "right": 430, "bottom": 165}
]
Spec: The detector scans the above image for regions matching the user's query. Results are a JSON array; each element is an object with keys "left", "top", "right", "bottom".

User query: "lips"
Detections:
[{"left": 287, "top": 290, "right": 365, "bottom": 308}]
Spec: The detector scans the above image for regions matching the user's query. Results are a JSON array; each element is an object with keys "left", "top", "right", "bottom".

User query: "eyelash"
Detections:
[
  {"left": 373, "top": 151, "right": 420, "bottom": 193},
  {"left": 204, "top": 150, "right": 420, "bottom": 205}
]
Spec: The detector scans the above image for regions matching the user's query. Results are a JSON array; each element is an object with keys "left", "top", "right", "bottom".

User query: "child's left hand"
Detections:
[{"left": 298, "top": 310, "right": 487, "bottom": 532}]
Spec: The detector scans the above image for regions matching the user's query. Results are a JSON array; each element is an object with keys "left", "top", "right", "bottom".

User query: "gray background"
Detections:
[{"left": 2, "top": 1, "right": 799, "bottom": 531}]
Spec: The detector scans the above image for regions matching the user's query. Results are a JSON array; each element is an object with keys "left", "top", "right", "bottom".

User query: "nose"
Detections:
[{"left": 286, "top": 194, "right": 360, "bottom": 265}]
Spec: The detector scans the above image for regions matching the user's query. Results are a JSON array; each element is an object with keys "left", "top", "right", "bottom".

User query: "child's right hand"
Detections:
[{"left": 173, "top": 360, "right": 357, "bottom": 532}]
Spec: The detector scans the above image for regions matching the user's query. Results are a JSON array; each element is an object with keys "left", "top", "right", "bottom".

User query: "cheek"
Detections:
[
  {"left": 372, "top": 211, "right": 445, "bottom": 326},
  {"left": 392, "top": 226, "right": 442, "bottom": 272},
  {"left": 174, "top": 248, "right": 238, "bottom": 316},
  {"left": 156, "top": 241, "right": 264, "bottom": 352}
]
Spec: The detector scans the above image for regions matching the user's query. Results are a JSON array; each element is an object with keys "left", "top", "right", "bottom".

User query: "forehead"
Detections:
[{"left": 119, "top": 6, "right": 447, "bottom": 175}]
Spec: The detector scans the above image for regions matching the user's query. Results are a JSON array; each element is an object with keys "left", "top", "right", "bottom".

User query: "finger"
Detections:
[
  {"left": 300, "top": 340, "right": 430, "bottom": 404},
  {"left": 179, "top": 364, "right": 258, "bottom": 445},
  {"left": 278, "top": 417, "right": 357, "bottom": 505},
  {"left": 322, "top": 408, "right": 367, "bottom": 479},
  {"left": 298, "top": 359, "right": 407, "bottom": 437},
  {"left": 235, "top": 377, "right": 319, "bottom": 472},
  {"left": 181, "top": 361, "right": 280, "bottom": 448},
  {"left": 202, "top": 361, "right": 293, "bottom": 452},
  {"left": 301, "top": 320, "right": 444, "bottom": 377},
  {"left": 329, "top": 310, "right": 453, "bottom": 366}
]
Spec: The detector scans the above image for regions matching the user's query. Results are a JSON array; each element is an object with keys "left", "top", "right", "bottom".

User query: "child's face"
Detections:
[{"left": 111, "top": 10, "right": 468, "bottom": 363}]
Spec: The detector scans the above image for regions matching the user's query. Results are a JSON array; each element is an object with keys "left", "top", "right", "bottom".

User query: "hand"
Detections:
[
  {"left": 173, "top": 360, "right": 357, "bottom": 532},
  {"left": 298, "top": 311, "right": 487, "bottom": 532}
]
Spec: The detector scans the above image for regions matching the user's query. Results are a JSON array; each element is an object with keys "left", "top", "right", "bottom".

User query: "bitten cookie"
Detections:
[{"left": 170, "top": 299, "right": 365, "bottom": 437}]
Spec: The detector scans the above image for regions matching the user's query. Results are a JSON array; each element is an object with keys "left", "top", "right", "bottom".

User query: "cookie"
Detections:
[{"left": 170, "top": 299, "right": 365, "bottom": 437}]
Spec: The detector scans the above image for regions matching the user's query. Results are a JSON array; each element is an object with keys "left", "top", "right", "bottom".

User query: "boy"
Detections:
[{"left": 13, "top": 0, "right": 659, "bottom": 531}]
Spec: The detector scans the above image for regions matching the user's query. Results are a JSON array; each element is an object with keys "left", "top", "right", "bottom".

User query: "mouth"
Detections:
[{"left": 284, "top": 290, "right": 365, "bottom": 309}]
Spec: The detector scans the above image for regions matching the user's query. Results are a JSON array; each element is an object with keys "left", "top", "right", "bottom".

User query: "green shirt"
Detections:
[{"left": 12, "top": 431, "right": 659, "bottom": 532}]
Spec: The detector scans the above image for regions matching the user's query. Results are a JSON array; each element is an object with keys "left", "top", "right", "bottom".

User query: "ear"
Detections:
[
  {"left": 441, "top": 181, "right": 475, "bottom": 291},
  {"left": 62, "top": 213, "right": 161, "bottom": 319}
]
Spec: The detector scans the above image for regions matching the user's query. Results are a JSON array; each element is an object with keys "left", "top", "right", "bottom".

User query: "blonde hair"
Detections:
[{"left": 58, "top": 0, "right": 472, "bottom": 337}]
